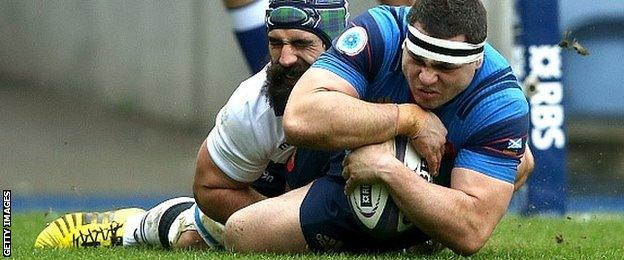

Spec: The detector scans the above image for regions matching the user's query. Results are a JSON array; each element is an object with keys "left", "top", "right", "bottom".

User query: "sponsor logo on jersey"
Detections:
[
  {"left": 260, "top": 171, "right": 275, "bottom": 182},
  {"left": 336, "top": 26, "right": 367, "bottom": 56},
  {"left": 278, "top": 142, "right": 291, "bottom": 151}
]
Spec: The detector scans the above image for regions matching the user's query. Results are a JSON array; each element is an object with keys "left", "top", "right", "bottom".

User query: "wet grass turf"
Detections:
[{"left": 9, "top": 212, "right": 624, "bottom": 259}]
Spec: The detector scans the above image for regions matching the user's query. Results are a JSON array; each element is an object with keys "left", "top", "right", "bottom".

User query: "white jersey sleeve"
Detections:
[{"left": 206, "top": 66, "right": 295, "bottom": 183}]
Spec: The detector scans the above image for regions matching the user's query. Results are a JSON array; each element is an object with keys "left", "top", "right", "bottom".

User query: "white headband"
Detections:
[{"left": 404, "top": 25, "right": 485, "bottom": 64}]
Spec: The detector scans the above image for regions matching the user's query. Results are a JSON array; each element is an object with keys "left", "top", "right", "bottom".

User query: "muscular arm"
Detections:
[
  {"left": 192, "top": 141, "right": 265, "bottom": 224},
  {"left": 381, "top": 163, "right": 512, "bottom": 256},
  {"left": 342, "top": 141, "right": 512, "bottom": 256},
  {"left": 283, "top": 68, "right": 426, "bottom": 150}
]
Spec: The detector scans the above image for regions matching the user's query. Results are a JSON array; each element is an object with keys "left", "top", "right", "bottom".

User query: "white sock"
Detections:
[
  {"left": 192, "top": 204, "right": 225, "bottom": 249},
  {"left": 122, "top": 213, "right": 144, "bottom": 247},
  {"left": 122, "top": 197, "right": 195, "bottom": 248},
  {"left": 227, "top": 0, "right": 268, "bottom": 32}
]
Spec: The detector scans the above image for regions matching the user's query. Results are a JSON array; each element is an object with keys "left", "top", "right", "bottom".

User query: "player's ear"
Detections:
[{"left": 474, "top": 58, "right": 484, "bottom": 69}]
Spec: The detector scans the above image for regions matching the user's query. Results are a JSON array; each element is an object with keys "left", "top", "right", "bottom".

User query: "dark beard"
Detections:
[{"left": 262, "top": 60, "right": 311, "bottom": 116}]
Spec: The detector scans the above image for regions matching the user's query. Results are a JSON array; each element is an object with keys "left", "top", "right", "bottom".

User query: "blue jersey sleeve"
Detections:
[
  {"left": 455, "top": 85, "right": 529, "bottom": 183},
  {"left": 312, "top": 6, "right": 406, "bottom": 98}
]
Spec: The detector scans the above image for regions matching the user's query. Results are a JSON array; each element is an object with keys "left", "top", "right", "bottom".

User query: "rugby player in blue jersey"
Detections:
[{"left": 224, "top": 0, "right": 534, "bottom": 256}]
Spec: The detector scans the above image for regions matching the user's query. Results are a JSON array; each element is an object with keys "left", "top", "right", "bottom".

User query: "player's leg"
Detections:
[
  {"left": 175, "top": 230, "right": 208, "bottom": 249},
  {"left": 186, "top": 203, "right": 225, "bottom": 249},
  {"left": 222, "top": 174, "right": 367, "bottom": 253},
  {"left": 34, "top": 196, "right": 222, "bottom": 250},
  {"left": 165, "top": 203, "right": 222, "bottom": 250},
  {"left": 224, "top": 174, "right": 434, "bottom": 253},
  {"left": 122, "top": 197, "right": 195, "bottom": 248},
  {"left": 124, "top": 196, "right": 225, "bottom": 250},
  {"left": 223, "top": 0, "right": 269, "bottom": 73},
  {"left": 222, "top": 182, "right": 311, "bottom": 253}
]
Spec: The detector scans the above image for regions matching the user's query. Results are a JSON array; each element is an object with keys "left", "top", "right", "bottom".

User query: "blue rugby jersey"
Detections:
[{"left": 313, "top": 6, "right": 529, "bottom": 184}]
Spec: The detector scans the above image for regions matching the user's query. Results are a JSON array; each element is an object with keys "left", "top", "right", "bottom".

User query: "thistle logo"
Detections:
[
  {"left": 507, "top": 138, "right": 523, "bottom": 150},
  {"left": 2, "top": 190, "right": 10, "bottom": 257}
]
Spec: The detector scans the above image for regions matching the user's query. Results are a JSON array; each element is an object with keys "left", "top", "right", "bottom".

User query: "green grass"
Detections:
[{"left": 8, "top": 212, "right": 624, "bottom": 259}]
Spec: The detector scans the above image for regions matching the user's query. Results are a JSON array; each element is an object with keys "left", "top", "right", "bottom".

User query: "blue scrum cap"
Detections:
[{"left": 266, "top": 0, "right": 349, "bottom": 47}]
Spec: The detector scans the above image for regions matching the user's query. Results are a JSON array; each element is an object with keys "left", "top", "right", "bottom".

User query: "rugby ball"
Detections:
[{"left": 348, "top": 136, "right": 432, "bottom": 239}]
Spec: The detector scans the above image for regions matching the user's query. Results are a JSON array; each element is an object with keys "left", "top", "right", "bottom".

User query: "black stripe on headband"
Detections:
[{"left": 407, "top": 30, "right": 484, "bottom": 57}]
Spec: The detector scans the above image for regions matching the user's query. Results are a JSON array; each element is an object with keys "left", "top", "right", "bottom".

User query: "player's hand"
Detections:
[
  {"left": 342, "top": 140, "right": 399, "bottom": 195},
  {"left": 399, "top": 104, "right": 447, "bottom": 176}
]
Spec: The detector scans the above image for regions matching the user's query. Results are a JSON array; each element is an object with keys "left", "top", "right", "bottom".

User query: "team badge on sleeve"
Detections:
[{"left": 336, "top": 26, "right": 368, "bottom": 56}]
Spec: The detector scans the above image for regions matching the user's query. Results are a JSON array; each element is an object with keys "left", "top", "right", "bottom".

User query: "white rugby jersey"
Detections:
[{"left": 206, "top": 66, "right": 295, "bottom": 183}]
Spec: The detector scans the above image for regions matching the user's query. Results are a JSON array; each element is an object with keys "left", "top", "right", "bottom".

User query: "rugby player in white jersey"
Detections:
[{"left": 34, "top": 0, "right": 349, "bottom": 250}]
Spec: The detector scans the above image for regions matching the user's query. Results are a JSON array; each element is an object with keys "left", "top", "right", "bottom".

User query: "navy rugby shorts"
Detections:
[{"left": 299, "top": 175, "right": 430, "bottom": 253}]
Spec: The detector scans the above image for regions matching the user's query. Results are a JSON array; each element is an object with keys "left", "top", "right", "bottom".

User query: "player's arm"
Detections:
[
  {"left": 284, "top": 67, "right": 445, "bottom": 171},
  {"left": 381, "top": 110, "right": 528, "bottom": 255},
  {"left": 283, "top": 11, "right": 446, "bottom": 172},
  {"left": 342, "top": 145, "right": 511, "bottom": 256},
  {"left": 282, "top": 12, "right": 427, "bottom": 151},
  {"left": 193, "top": 140, "right": 265, "bottom": 224},
  {"left": 389, "top": 165, "right": 511, "bottom": 256},
  {"left": 344, "top": 93, "right": 528, "bottom": 255},
  {"left": 284, "top": 68, "right": 405, "bottom": 149}
]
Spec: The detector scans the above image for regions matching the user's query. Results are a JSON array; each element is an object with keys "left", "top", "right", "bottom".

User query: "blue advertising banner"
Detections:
[{"left": 515, "top": 0, "right": 567, "bottom": 215}]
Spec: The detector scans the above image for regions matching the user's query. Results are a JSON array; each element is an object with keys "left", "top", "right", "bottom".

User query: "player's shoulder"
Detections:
[
  {"left": 207, "top": 65, "right": 283, "bottom": 180},
  {"left": 365, "top": 5, "right": 410, "bottom": 25},
  {"left": 351, "top": 5, "right": 408, "bottom": 42},
  {"left": 458, "top": 46, "right": 528, "bottom": 123},
  {"left": 213, "top": 65, "right": 278, "bottom": 149},
  {"left": 463, "top": 77, "right": 528, "bottom": 126},
  {"left": 325, "top": 6, "right": 408, "bottom": 88}
]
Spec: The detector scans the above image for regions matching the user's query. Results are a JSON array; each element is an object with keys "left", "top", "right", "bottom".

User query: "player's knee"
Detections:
[
  {"left": 455, "top": 244, "right": 482, "bottom": 257},
  {"left": 223, "top": 208, "right": 263, "bottom": 252},
  {"left": 222, "top": 211, "right": 248, "bottom": 251},
  {"left": 452, "top": 235, "right": 487, "bottom": 256}
]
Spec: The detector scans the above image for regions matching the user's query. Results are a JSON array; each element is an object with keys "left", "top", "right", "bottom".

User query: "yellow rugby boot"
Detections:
[{"left": 34, "top": 208, "right": 145, "bottom": 248}]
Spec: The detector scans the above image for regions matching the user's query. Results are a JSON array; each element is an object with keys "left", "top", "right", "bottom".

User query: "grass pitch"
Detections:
[{"left": 9, "top": 212, "right": 624, "bottom": 259}]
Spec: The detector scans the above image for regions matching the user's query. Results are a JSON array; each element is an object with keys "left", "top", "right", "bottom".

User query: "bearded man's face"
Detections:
[
  {"left": 263, "top": 29, "right": 325, "bottom": 115},
  {"left": 263, "top": 59, "right": 311, "bottom": 115}
]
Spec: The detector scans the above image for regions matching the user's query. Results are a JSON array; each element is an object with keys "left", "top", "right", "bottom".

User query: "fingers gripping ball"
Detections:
[{"left": 348, "top": 136, "right": 431, "bottom": 239}]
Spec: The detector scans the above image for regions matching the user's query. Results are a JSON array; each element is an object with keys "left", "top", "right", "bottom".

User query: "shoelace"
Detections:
[{"left": 71, "top": 222, "right": 124, "bottom": 247}]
